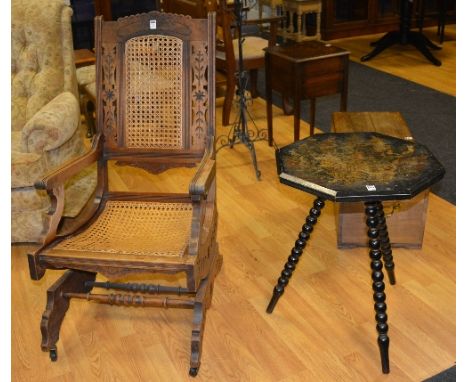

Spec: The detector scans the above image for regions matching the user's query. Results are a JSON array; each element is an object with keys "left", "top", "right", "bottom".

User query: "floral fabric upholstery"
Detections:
[
  {"left": 76, "top": 65, "right": 96, "bottom": 88},
  {"left": 11, "top": 0, "right": 96, "bottom": 243}
]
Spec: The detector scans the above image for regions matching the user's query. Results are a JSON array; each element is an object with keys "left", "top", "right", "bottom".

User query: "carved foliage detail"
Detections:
[
  {"left": 101, "top": 43, "right": 118, "bottom": 146},
  {"left": 191, "top": 41, "right": 209, "bottom": 150}
]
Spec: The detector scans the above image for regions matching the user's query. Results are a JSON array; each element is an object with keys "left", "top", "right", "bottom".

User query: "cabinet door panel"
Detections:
[
  {"left": 375, "top": 0, "right": 399, "bottom": 20},
  {"left": 334, "top": 0, "right": 368, "bottom": 23}
]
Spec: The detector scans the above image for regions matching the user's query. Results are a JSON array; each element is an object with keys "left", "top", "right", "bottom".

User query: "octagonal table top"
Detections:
[{"left": 276, "top": 133, "right": 445, "bottom": 202}]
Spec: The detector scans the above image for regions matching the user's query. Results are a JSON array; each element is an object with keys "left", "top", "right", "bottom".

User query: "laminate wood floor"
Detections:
[
  {"left": 12, "top": 95, "right": 456, "bottom": 380},
  {"left": 11, "top": 24, "right": 456, "bottom": 382},
  {"left": 331, "top": 25, "right": 456, "bottom": 96}
]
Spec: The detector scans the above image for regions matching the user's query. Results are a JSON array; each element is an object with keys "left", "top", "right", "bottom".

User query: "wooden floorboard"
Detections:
[
  {"left": 12, "top": 26, "right": 456, "bottom": 381},
  {"left": 331, "top": 25, "right": 456, "bottom": 96}
]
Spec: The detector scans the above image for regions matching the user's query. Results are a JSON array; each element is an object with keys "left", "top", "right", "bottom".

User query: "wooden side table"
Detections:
[
  {"left": 266, "top": 132, "right": 445, "bottom": 374},
  {"left": 265, "top": 40, "right": 350, "bottom": 146},
  {"left": 282, "top": 0, "right": 321, "bottom": 41}
]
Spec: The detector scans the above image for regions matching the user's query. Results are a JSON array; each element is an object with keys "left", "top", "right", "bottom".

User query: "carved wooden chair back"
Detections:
[
  {"left": 96, "top": 11, "right": 215, "bottom": 161},
  {"left": 27, "top": 11, "right": 220, "bottom": 377}
]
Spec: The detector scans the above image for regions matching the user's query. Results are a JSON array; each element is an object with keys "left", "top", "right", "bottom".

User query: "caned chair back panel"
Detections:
[
  {"left": 95, "top": 11, "right": 215, "bottom": 154},
  {"left": 125, "top": 35, "right": 184, "bottom": 149}
]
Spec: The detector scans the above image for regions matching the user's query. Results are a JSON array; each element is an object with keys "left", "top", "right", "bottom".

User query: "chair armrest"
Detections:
[
  {"left": 189, "top": 156, "right": 216, "bottom": 200},
  {"left": 34, "top": 135, "right": 101, "bottom": 247},
  {"left": 35, "top": 134, "right": 101, "bottom": 190},
  {"left": 22, "top": 91, "right": 80, "bottom": 154}
]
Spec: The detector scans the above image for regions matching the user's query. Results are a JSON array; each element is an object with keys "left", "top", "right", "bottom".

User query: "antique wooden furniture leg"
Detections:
[
  {"left": 438, "top": 0, "right": 447, "bottom": 43},
  {"left": 365, "top": 201, "right": 390, "bottom": 373},
  {"left": 266, "top": 198, "right": 325, "bottom": 313},
  {"left": 266, "top": 51, "right": 274, "bottom": 146},
  {"left": 309, "top": 97, "right": 316, "bottom": 136},
  {"left": 190, "top": 242, "right": 222, "bottom": 376},
  {"left": 249, "top": 69, "right": 259, "bottom": 98},
  {"left": 75, "top": 49, "right": 97, "bottom": 138},
  {"left": 83, "top": 93, "right": 96, "bottom": 138},
  {"left": 190, "top": 277, "right": 209, "bottom": 376},
  {"left": 293, "top": 75, "right": 301, "bottom": 142},
  {"left": 40, "top": 270, "right": 96, "bottom": 361},
  {"left": 376, "top": 202, "right": 396, "bottom": 285},
  {"left": 223, "top": 75, "right": 236, "bottom": 126}
]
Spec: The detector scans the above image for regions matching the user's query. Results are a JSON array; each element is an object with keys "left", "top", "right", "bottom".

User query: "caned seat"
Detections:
[
  {"left": 47, "top": 201, "right": 193, "bottom": 261},
  {"left": 28, "top": 11, "right": 220, "bottom": 377}
]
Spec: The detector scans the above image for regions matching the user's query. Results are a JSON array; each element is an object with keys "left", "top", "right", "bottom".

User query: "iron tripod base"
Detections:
[{"left": 216, "top": 100, "right": 268, "bottom": 180}]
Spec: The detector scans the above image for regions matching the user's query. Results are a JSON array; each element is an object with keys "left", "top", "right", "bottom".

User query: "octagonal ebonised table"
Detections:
[{"left": 266, "top": 132, "right": 445, "bottom": 373}]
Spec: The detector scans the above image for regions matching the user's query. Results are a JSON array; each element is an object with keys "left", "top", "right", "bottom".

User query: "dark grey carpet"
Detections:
[
  {"left": 257, "top": 61, "right": 456, "bottom": 205},
  {"left": 423, "top": 365, "right": 456, "bottom": 381}
]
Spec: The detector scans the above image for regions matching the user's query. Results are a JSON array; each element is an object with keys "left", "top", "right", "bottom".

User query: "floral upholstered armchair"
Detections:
[{"left": 11, "top": 0, "right": 95, "bottom": 243}]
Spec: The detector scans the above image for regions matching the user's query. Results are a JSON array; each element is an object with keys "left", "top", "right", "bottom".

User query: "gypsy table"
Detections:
[{"left": 266, "top": 132, "right": 444, "bottom": 373}]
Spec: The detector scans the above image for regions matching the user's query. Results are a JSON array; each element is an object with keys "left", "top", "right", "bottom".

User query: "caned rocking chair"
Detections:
[{"left": 27, "top": 11, "right": 221, "bottom": 377}]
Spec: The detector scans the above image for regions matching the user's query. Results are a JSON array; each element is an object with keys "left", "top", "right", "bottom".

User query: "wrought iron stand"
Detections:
[{"left": 216, "top": 0, "right": 267, "bottom": 180}]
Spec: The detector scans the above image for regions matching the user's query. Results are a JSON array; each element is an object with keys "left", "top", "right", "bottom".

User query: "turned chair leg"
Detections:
[
  {"left": 365, "top": 202, "right": 390, "bottom": 374},
  {"left": 41, "top": 270, "right": 96, "bottom": 361},
  {"left": 266, "top": 198, "right": 325, "bottom": 313},
  {"left": 249, "top": 69, "right": 259, "bottom": 98}
]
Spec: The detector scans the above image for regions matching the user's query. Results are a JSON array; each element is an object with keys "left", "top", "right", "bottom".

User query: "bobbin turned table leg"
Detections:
[
  {"left": 365, "top": 201, "right": 390, "bottom": 374},
  {"left": 266, "top": 198, "right": 325, "bottom": 313},
  {"left": 376, "top": 202, "right": 396, "bottom": 285}
]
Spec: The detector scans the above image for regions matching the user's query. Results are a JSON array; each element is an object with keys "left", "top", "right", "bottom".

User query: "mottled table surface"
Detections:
[{"left": 276, "top": 133, "right": 445, "bottom": 202}]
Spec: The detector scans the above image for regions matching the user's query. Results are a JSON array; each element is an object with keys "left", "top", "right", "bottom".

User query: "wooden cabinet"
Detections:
[
  {"left": 321, "top": 0, "right": 455, "bottom": 40},
  {"left": 160, "top": 0, "right": 210, "bottom": 18},
  {"left": 70, "top": 0, "right": 161, "bottom": 49},
  {"left": 322, "top": 0, "right": 400, "bottom": 40}
]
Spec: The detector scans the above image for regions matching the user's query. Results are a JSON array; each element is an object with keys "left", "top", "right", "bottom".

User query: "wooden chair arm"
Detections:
[
  {"left": 35, "top": 134, "right": 101, "bottom": 191},
  {"left": 189, "top": 156, "right": 216, "bottom": 201},
  {"left": 31, "top": 135, "right": 102, "bottom": 248}
]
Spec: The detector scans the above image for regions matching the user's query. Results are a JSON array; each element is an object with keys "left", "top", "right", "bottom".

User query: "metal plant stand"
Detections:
[{"left": 216, "top": 0, "right": 268, "bottom": 180}]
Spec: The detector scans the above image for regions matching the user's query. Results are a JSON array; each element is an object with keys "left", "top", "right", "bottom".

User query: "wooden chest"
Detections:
[{"left": 332, "top": 112, "right": 429, "bottom": 248}]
